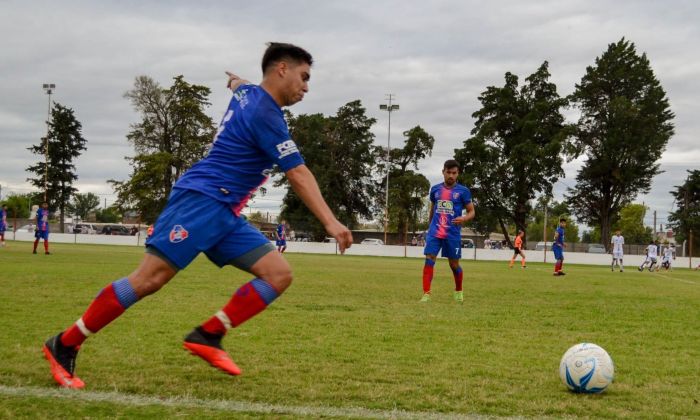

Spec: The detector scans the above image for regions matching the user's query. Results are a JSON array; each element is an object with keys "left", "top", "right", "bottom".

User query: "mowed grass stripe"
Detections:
[{"left": 0, "top": 385, "right": 496, "bottom": 420}]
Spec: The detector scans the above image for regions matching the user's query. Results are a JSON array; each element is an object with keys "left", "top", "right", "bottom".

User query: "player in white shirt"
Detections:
[
  {"left": 638, "top": 241, "right": 658, "bottom": 272},
  {"left": 659, "top": 245, "right": 675, "bottom": 271},
  {"left": 610, "top": 229, "right": 624, "bottom": 272}
]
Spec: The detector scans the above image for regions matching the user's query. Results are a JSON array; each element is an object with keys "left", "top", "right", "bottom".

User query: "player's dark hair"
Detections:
[
  {"left": 443, "top": 159, "right": 460, "bottom": 171},
  {"left": 262, "top": 42, "right": 313, "bottom": 74},
  {"left": 559, "top": 218, "right": 566, "bottom": 223}
]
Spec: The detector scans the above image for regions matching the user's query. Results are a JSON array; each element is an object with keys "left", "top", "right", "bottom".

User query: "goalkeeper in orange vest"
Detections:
[{"left": 509, "top": 230, "right": 526, "bottom": 268}]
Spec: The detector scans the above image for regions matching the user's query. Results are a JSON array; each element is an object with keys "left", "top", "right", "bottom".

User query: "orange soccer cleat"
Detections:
[
  {"left": 183, "top": 327, "right": 241, "bottom": 376},
  {"left": 43, "top": 334, "right": 85, "bottom": 389}
]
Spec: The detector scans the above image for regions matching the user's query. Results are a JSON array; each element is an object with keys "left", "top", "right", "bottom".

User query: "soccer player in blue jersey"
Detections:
[
  {"left": 42, "top": 43, "right": 353, "bottom": 389},
  {"left": 552, "top": 218, "right": 566, "bottom": 276},
  {"left": 33, "top": 202, "right": 50, "bottom": 254},
  {"left": 276, "top": 220, "right": 287, "bottom": 253},
  {"left": 421, "top": 160, "right": 475, "bottom": 303},
  {"left": 0, "top": 204, "right": 7, "bottom": 247}
]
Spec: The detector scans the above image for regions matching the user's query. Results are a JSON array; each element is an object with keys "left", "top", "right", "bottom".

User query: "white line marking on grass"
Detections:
[
  {"left": 0, "top": 384, "right": 506, "bottom": 419},
  {"left": 651, "top": 272, "right": 698, "bottom": 285}
]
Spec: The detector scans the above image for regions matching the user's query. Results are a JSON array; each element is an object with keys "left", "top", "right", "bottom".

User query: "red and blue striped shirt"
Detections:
[{"left": 427, "top": 183, "right": 472, "bottom": 240}]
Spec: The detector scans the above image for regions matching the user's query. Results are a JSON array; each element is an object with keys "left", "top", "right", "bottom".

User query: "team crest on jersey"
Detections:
[
  {"left": 169, "top": 225, "right": 189, "bottom": 243},
  {"left": 453, "top": 192, "right": 460, "bottom": 199}
]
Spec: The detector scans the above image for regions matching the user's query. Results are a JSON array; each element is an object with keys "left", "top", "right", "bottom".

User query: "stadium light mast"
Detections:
[
  {"left": 380, "top": 94, "right": 399, "bottom": 245},
  {"left": 42, "top": 83, "right": 56, "bottom": 202}
]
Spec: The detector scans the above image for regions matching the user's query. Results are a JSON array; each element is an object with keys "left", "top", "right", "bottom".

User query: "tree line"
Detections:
[{"left": 7, "top": 38, "right": 697, "bottom": 253}]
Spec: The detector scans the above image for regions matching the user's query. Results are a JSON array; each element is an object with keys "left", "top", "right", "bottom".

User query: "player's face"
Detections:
[
  {"left": 281, "top": 61, "right": 310, "bottom": 106},
  {"left": 442, "top": 167, "right": 459, "bottom": 186}
]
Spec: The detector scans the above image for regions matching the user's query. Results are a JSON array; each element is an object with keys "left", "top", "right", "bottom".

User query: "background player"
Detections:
[
  {"left": 33, "top": 202, "right": 50, "bottom": 254},
  {"left": 638, "top": 240, "right": 658, "bottom": 271},
  {"left": 42, "top": 43, "right": 353, "bottom": 389},
  {"left": 509, "top": 230, "right": 526, "bottom": 268},
  {"left": 659, "top": 244, "right": 675, "bottom": 271},
  {"left": 421, "top": 160, "right": 475, "bottom": 303},
  {"left": 0, "top": 204, "right": 7, "bottom": 247},
  {"left": 276, "top": 220, "right": 287, "bottom": 253},
  {"left": 552, "top": 218, "right": 566, "bottom": 276},
  {"left": 611, "top": 229, "right": 624, "bottom": 272}
]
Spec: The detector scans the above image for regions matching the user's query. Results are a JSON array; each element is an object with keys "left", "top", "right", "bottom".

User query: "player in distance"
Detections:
[
  {"left": 610, "top": 229, "right": 624, "bottom": 272},
  {"left": 509, "top": 230, "right": 526, "bottom": 268},
  {"left": 552, "top": 218, "right": 566, "bottom": 276},
  {"left": 638, "top": 240, "right": 658, "bottom": 272}
]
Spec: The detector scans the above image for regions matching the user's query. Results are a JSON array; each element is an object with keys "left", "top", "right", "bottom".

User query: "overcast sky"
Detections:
[{"left": 1, "top": 0, "right": 698, "bottom": 231}]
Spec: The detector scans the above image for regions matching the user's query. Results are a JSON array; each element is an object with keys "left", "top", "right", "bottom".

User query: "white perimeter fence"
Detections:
[{"left": 7, "top": 231, "right": 697, "bottom": 269}]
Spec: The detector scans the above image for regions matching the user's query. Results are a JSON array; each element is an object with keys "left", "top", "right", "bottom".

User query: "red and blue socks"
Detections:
[
  {"left": 422, "top": 259, "right": 435, "bottom": 293},
  {"left": 200, "top": 278, "right": 280, "bottom": 336},
  {"left": 61, "top": 278, "right": 139, "bottom": 348},
  {"left": 554, "top": 260, "right": 563, "bottom": 273},
  {"left": 451, "top": 266, "right": 463, "bottom": 291}
]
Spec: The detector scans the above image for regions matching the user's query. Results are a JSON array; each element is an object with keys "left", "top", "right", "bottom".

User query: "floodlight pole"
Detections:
[
  {"left": 42, "top": 83, "right": 56, "bottom": 203},
  {"left": 380, "top": 94, "right": 399, "bottom": 245}
]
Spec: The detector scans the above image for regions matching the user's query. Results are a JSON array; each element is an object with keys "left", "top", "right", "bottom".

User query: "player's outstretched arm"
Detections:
[
  {"left": 225, "top": 71, "right": 250, "bottom": 91},
  {"left": 285, "top": 165, "right": 353, "bottom": 253}
]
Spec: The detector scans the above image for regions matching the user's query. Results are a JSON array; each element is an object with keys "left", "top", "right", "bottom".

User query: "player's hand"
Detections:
[
  {"left": 452, "top": 216, "right": 467, "bottom": 225},
  {"left": 225, "top": 71, "right": 250, "bottom": 91},
  {"left": 325, "top": 220, "right": 353, "bottom": 254}
]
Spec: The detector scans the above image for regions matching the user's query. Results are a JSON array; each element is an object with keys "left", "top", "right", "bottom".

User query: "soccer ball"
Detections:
[{"left": 559, "top": 343, "right": 614, "bottom": 393}]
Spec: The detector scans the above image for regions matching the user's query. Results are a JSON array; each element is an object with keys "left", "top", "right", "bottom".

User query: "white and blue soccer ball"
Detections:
[{"left": 559, "top": 343, "right": 614, "bottom": 393}]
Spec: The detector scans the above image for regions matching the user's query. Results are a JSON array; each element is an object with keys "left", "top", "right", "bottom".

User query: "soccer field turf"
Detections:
[{"left": 0, "top": 243, "right": 698, "bottom": 418}]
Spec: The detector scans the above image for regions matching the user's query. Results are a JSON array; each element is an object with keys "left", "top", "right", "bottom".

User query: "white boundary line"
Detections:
[
  {"left": 0, "top": 384, "right": 504, "bottom": 420},
  {"left": 651, "top": 272, "right": 698, "bottom": 285}
]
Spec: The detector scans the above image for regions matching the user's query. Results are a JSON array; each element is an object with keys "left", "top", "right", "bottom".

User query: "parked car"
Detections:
[
  {"left": 323, "top": 237, "right": 337, "bottom": 243},
  {"left": 461, "top": 238, "right": 475, "bottom": 248},
  {"left": 100, "top": 225, "right": 131, "bottom": 235},
  {"left": 361, "top": 238, "right": 384, "bottom": 245},
  {"left": 72, "top": 223, "right": 97, "bottom": 234},
  {"left": 587, "top": 244, "right": 607, "bottom": 254},
  {"left": 15, "top": 224, "right": 34, "bottom": 233}
]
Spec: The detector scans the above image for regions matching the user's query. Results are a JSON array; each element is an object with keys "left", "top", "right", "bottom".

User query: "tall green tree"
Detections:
[
  {"left": 614, "top": 203, "right": 653, "bottom": 244},
  {"left": 1, "top": 193, "right": 32, "bottom": 219},
  {"left": 26, "top": 103, "right": 87, "bottom": 232},
  {"left": 383, "top": 126, "right": 434, "bottom": 242},
  {"left": 110, "top": 75, "right": 216, "bottom": 223},
  {"left": 668, "top": 170, "right": 700, "bottom": 255},
  {"left": 566, "top": 38, "right": 674, "bottom": 251},
  {"left": 278, "top": 101, "right": 378, "bottom": 239},
  {"left": 455, "top": 62, "right": 569, "bottom": 247},
  {"left": 67, "top": 192, "right": 101, "bottom": 221}
]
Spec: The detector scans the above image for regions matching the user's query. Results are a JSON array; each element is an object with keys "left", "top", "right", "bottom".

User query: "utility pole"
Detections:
[
  {"left": 543, "top": 199, "right": 548, "bottom": 263},
  {"left": 653, "top": 210, "right": 657, "bottom": 235},
  {"left": 686, "top": 177, "right": 692, "bottom": 268},
  {"left": 42, "top": 84, "right": 55, "bottom": 203},
  {"left": 379, "top": 94, "right": 399, "bottom": 245}
]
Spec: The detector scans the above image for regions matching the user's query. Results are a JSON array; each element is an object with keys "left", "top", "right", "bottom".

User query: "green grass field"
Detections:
[{"left": 0, "top": 242, "right": 698, "bottom": 418}]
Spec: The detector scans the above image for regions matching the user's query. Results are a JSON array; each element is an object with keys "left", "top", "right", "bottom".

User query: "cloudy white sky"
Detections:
[{"left": 1, "top": 0, "right": 698, "bottom": 231}]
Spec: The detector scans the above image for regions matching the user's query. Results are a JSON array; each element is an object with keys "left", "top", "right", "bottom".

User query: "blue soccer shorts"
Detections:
[
  {"left": 553, "top": 245, "right": 564, "bottom": 261},
  {"left": 276, "top": 239, "right": 286, "bottom": 247},
  {"left": 424, "top": 236, "right": 462, "bottom": 260},
  {"left": 145, "top": 188, "right": 275, "bottom": 272},
  {"left": 34, "top": 230, "right": 49, "bottom": 240}
]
